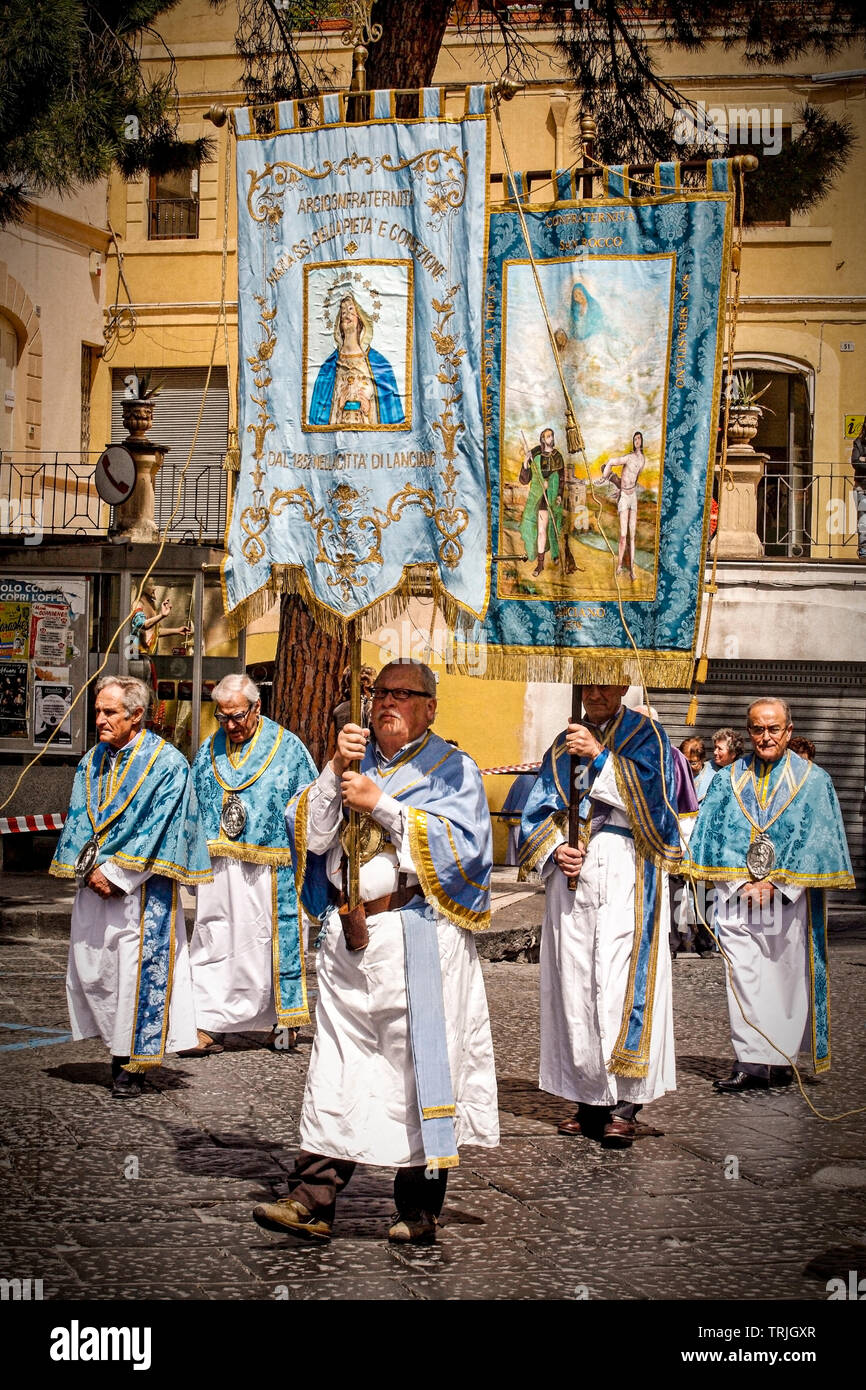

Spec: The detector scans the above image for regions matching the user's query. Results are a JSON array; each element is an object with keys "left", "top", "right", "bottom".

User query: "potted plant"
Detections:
[
  {"left": 121, "top": 370, "right": 165, "bottom": 443},
  {"left": 725, "top": 371, "right": 773, "bottom": 452}
]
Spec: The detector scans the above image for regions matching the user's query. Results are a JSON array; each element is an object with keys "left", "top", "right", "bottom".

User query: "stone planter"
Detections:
[
  {"left": 121, "top": 397, "right": 156, "bottom": 444},
  {"left": 725, "top": 405, "right": 762, "bottom": 456}
]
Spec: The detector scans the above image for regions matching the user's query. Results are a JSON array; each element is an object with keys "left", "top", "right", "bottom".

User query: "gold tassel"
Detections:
[
  {"left": 223, "top": 427, "right": 241, "bottom": 472},
  {"left": 566, "top": 410, "right": 583, "bottom": 454},
  {"left": 695, "top": 655, "right": 708, "bottom": 684},
  {"left": 685, "top": 694, "right": 699, "bottom": 726}
]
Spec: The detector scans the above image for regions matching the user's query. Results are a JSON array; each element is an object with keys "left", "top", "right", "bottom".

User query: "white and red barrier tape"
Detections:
[
  {"left": 478, "top": 762, "right": 541, "bottom": 776},
  {"left": 0, "top": 814, "right": 66, "bottom": 835}
]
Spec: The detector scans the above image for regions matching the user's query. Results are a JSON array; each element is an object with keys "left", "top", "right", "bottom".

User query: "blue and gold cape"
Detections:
[
  {"left": 191, "top": 716, "right": 318, "bottom": 1026},
  {"left": 286, "top": 729, "right": 493, "bottom": 1170},
  {"left": 518, "top": 707, "right": 681, "bottom": 1079},
  {"left": 288, "top": 729, "right": 492, "bottom": 933},
  {"left": 51, "top": 730, "right": 211, "bottom": 1070},
  {"left": 51, "top": 730, "right": 210, "bottom": 886},
  {"left": 687, "top": 752, "right": 854, "bottom": 890},
  {"left": 687, "top": 751, "right": 853, "bottom": 1073}
]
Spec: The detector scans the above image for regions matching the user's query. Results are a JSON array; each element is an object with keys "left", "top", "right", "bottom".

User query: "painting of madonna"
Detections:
[{"left": 308, "top": 293, "right": 404, "bottom": 428}]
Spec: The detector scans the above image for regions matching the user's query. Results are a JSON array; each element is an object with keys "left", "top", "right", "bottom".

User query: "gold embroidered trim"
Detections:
[
  {"left": 208, "top": 842, "right": 293, "bottom": 866},
  {"left": 407, "top": 808, "right": 490, "bottom": 932},
  {"left": 517, "top": 820, "right": 560, "bottom": 880},
  {"left": 128, "top": 879, "right": 177, "bottom": 1069},
  {"left": 610, "top": 756, "right": 682, "bottom": 873},
  {"left": 272, "top": 865, "right": 311, "bottom": 1028},
  {"left": 209, "top": 723, "right": 282, "bottom": 792},
  {"left": 422, "top": 1104, "right": 456, "bottom": 1119}
]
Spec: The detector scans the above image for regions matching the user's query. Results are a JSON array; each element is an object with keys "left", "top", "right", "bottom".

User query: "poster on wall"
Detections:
[
  {"left": 0, "top": 576, "right": 88, "bottom": 755},
  {"left": 33, "top": 682, "right": 73, "bottom": 745},
  {"left": 0, "top": 661, "right": 29, "bottom": 738}
]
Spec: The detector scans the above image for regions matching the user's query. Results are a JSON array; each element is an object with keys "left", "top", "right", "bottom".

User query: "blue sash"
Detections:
[{"left": 402, "top": 900, "right": 458, "bottom": 1170}]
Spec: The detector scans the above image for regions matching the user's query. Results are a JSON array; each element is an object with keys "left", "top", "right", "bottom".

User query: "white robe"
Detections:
[
  {"left": 298, "top": 763, "right": 500, "bottom": 1166},
  {"left": 66, "top": 861, "right": 197, "bottom": 1057},
  {"left": 188, "top": 857, "right": 280, "bottom": 1033},
  {"left": 538, "top": 757, "right": 675, "bottom": 1106},
  {"left": 712, "top": 880, "right": 809, "bottom": 1065}
]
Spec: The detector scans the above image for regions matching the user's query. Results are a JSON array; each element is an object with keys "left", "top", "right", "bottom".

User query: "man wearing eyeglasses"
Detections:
[
  {"left": 183, "top": 674, "right": 317, "bottom": 1056},
  {"left": 689, "top": 697, "right": 854, "bottom": 1093},
  {"left": 253, "top": 659, "right": 498, "bottom": 1245}
]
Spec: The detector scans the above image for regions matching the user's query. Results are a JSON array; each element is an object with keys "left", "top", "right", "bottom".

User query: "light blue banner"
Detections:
[
  {"left": 461, "top": 162, "right": 732, "bottom": 687},
  {"left": 224, "top": 90, "right": 491, "bottom": 632}
]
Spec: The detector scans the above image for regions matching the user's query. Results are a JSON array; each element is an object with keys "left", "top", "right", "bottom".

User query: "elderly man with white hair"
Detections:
[
  {"left": 50, "top": 676, "right": 210, "bottom": 1097},
  {"left": 184, "top": 674, "right": 317, "bottom": 1055}
]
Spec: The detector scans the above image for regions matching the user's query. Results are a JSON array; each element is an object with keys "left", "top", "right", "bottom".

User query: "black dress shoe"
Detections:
[
  {"left": 713, "top": 1070, "right": 770, "bottom": 1093},
  {"left": 112, "top": 1068, "right": 144, "bottom": 1099},
  {"left": 769, "top": 1066, "right": 794, "bottom": 1087}
]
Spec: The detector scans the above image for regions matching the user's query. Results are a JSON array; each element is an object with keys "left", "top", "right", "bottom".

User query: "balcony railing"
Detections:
[
  {"left": 756, "top": 461, "right": 860, "bottom": 561},
  {"left": 0, "top": 452, "right": 228, "bottom": 545},
  {"left": 148, "top": 197, "right": 199, "bottom": 240}
]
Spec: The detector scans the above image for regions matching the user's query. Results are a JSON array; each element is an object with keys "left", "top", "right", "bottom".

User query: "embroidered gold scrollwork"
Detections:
[{"left": 246, "top": 147, "right": 467, "bottom": 234}]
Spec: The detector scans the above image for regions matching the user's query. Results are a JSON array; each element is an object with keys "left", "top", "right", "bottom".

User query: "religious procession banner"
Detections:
[
  {"left": 458, "top": 160, "right": 733, "bottom": 687},
  {"left": 223, "top": 87, "right": 491, "bottom": 634}
]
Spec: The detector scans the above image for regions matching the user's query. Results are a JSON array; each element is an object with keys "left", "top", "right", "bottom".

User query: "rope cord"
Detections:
[{"left": 0, "top": 132, "right": 234, "bottom": 813}]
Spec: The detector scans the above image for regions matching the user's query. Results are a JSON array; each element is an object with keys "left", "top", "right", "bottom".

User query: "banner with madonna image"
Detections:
[
  {"left": 223, "top": 86, "right": 491, "bottom": 635},
  {"left": 455, "top": 159, "right": 733, "bottom": 687}
]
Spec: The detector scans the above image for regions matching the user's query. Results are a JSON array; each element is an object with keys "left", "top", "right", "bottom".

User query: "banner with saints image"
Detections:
[
  {"left": 224, "top": 86, "right": 491, "bottom": 634},
  {"left": 456, "top": 161, "right": 733, "bottom": 686}
]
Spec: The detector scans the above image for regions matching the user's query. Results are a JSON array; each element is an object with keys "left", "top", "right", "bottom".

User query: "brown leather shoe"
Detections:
[
  {"left": 601, "top": 1116, "right": 636, "bottom": 1148},
  {"left": 557, "top": 1113, "right": 583, "bottom": 1136},
  {"left": 177, "top": 1030, "right": 225, "bottom": 1058},
  {"left": 252, "top": 1197, "right": 332, "bottom": 1242}
]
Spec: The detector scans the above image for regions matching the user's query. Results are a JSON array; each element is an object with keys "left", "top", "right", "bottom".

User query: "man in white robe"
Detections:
[
  {"left": 184, "top": 674, "right": 317, "bottom": 1056},
  {"left": 689, "top": 697, "right": 854, "bottom": 1092},
  {"left": 252, "top": 660, "right": 499, "bottom": 1244},
  {"left": 50, "top": 677, "right": 210, "bottom": 1097},
  {"left": 519, "top": 686, "right": 682, "bottom": 1147}
]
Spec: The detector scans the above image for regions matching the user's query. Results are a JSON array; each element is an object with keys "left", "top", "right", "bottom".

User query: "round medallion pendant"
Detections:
[
  {"left": 220, "top": 793, "right": 247, "bottom": 840},
  {"left": 340, "top": 814, "right": 387, "bottom": 865},
  {"left": 74, "top": 837, "right": 100, "bottom": 878},
  {"left": 746, "top": 833, "right": 776, "bottom": 880}
]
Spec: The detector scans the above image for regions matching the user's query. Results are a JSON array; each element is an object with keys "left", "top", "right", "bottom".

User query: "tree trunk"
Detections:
[
  {"left": 366, "top": 1, "right": 452, "bottom": 93},
  {"left": 271, "top": 595, "right": 347, "bottom": 768}
]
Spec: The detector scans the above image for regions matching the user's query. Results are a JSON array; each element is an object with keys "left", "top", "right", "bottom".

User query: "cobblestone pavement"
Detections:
[{"left": 0, "top": 898, "right": 864, "bottom": 1305}]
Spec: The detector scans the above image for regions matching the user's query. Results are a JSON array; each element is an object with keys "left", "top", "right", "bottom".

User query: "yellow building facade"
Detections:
[{"left": 4, "top": 6, "right": 862, "bottom": 858}]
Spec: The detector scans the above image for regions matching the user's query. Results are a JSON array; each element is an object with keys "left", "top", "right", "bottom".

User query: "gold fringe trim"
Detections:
[
  {"left": 407, "top": 809, "right": 491, "bottom": 933},
  {"left": 608, "top": 1057, "right": 650, "bottom": 1079},
  {"left": 422, "top": 1104, "right": 456, "bottom": 1119},
  {"left": 815, "top": 1057, "right": 831, "bottom": 1075},
  {"left": 209, "top": 842, "right": 294, "bottom": 867},
  {"left": 275, "top": 1006, "right": 311, "bottom": 1027},
  {"left": 123, "top": 1058, "right": 164, "bottom": 1074},
  {"left": 423, "top": 1154, "right": 460, "bottom": 1171},
  {"left": 610, "top": 758, "right": 683, "bottom": 874},
  {"left": 49, "top": 863, "right": 76, "bottom": 879},
  {"left": 517, "top": 821, "right": 560, "bottom": 881},
  {"left": 686, "top": 864, "right": 855, "bottom": 889},
  {"left": 224, "top": 563, "right": 483, "bottom": 641},
  {"left": 448, "top": 645, "right": 696, "bottom": 689}
]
